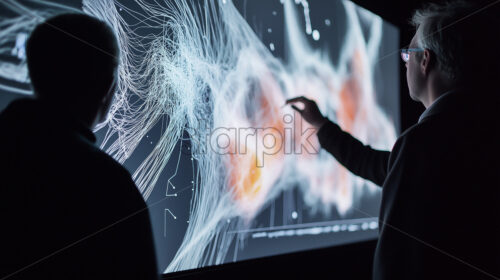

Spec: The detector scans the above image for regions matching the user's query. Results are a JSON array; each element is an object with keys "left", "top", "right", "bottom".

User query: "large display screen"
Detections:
[{"left": 0, "top": 0, "right": 399, "bottom": 273}]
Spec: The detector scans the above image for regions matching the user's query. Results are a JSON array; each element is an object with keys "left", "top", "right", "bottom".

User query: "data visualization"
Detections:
[{"left": 0, "top": 0, "right": 399, "bottom": 273}]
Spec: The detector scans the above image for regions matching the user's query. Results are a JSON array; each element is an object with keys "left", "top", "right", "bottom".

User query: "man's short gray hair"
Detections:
[
  {"left": 410, "top": 1, "right": 500, "bottom": 88},
  {"left": 411, "top": 1, "right": 476, "bottom": 81}
]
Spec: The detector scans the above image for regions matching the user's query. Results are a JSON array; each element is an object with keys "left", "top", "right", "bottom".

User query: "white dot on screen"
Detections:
[
  {"left": 325, "top": 19, "right": 331, "bottom": 26},
  {"left": 283, "top": 114, "right": 293, "bottom": 124},
  {"left": 269, "top": 43, "right": 275, "bottom": 51},
  {"left": 267, "top": 28, "right": 272, "bottom": 33},
  {"left": 292, "top": 211, "right": 298, "bottom": 219},
  {"left": 312, "top": 30, "right": 320, "bottom": 41}
]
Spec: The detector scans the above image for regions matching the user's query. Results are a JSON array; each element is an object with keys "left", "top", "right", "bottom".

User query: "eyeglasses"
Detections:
[{"left": 400, "top": 48, "right": 425, "bottom": 62}]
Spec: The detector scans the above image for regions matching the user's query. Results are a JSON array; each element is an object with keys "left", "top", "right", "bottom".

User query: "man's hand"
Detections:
[{"left": 285, "top": 96, "right": 327, "bottom": 129}]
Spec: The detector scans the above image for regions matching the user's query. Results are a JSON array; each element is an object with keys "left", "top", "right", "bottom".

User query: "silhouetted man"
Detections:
[
  {"left": 0, "top": 14, "right": 158, "bottom": 279},
  {"left": 287, "top": 2, "right": 500, "bottom": 280}
]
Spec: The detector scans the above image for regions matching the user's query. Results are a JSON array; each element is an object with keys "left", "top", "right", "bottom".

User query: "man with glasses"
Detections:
[{"left": 287, "top": 1, "right": 499, "bottom": 279}]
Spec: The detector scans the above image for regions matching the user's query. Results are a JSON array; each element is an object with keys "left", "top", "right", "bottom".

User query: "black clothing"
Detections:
[
  {"left": 317, "top": 91, "right": 500, "bottom": 280},
  {"left": 0, "top": 98, "right": 158, "bottom": 279},
  {"left": 317, "top": 121, "right": 390, "bottom": 186}
]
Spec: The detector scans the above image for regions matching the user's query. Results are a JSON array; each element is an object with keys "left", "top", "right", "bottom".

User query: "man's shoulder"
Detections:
[
  {"left": 88, "top": 146, "right": 126, "bottom": 171},
  {"left": 0, "top": 97, "right": 142, "bottom": 201},
  {"left": 398, "top": 115, "right": 446, "bottom": 137},
  {"left": 391, "top": 122, "right": 424, "bottom": 153},
  {"left": 67, "top": 142, "right": 146, "bottom": 218},
  {"left": 80, "top": 144, "right": 135, "bottom": 188},
  {"left": 388, "top": 119, "right": 446, "bottom": 166},
  {"left": 393, "top": 115, "right": 455, "bottom": 150}
]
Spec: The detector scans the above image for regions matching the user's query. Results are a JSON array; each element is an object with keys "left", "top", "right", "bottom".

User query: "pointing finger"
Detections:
[
  {"left": 286, "top": 96, "right": 309, "bottom": 104},
  {"left": 291, "top": 105, "right": 303, "bottom": 113}
]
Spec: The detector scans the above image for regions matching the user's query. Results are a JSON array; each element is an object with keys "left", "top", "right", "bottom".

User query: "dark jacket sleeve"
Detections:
[{"left": 316, "top": 120, "right": 390, "bottom": 186}]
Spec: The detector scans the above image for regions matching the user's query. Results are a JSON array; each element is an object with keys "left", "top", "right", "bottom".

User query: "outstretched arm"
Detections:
[
  {"left": 317, "top": 120, "right": 389, "bottom": 186},
  {"left": 286, "top": 96, "right": 390, "bottom": 186}
]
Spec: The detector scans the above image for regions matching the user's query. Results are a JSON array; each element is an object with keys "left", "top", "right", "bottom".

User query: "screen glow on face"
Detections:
[{"left": 0, "top": 0, "right": 398, "bottom": 273}]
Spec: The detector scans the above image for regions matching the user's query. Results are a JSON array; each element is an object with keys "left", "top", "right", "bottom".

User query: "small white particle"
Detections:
[
  {"left": 269, "top": 43, "right": 275, "bottom": 51},
  {"left": 312, "top": 30, "right": 320, "bottom": 41}
]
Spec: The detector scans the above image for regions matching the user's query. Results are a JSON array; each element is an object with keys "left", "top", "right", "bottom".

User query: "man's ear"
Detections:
[
  {"left": 102, "top": 74, "right": 117, "bottom": 106},
  {"left": 420, "top": 49, "right": 433, "bottom": 76},
  {"left": 95, "top": 78, "right": 117, "bottom": 125}
]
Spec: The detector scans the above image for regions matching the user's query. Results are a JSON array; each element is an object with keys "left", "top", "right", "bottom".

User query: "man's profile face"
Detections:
[{"left": 406, "top": 30, "right": 424, "bottom": 103}]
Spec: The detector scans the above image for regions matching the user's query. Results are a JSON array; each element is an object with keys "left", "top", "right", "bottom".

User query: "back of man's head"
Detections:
[
  {"left": 26, "top": 13, "right": 119, "bottom": 108},
  {"left": 411, "top": 1, "right": 500, "bottom": 91}
]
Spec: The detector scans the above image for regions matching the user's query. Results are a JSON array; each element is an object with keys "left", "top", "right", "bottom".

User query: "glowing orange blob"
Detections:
[{"left": 228, "top": 152, "right": 262, "bottom": 202}]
